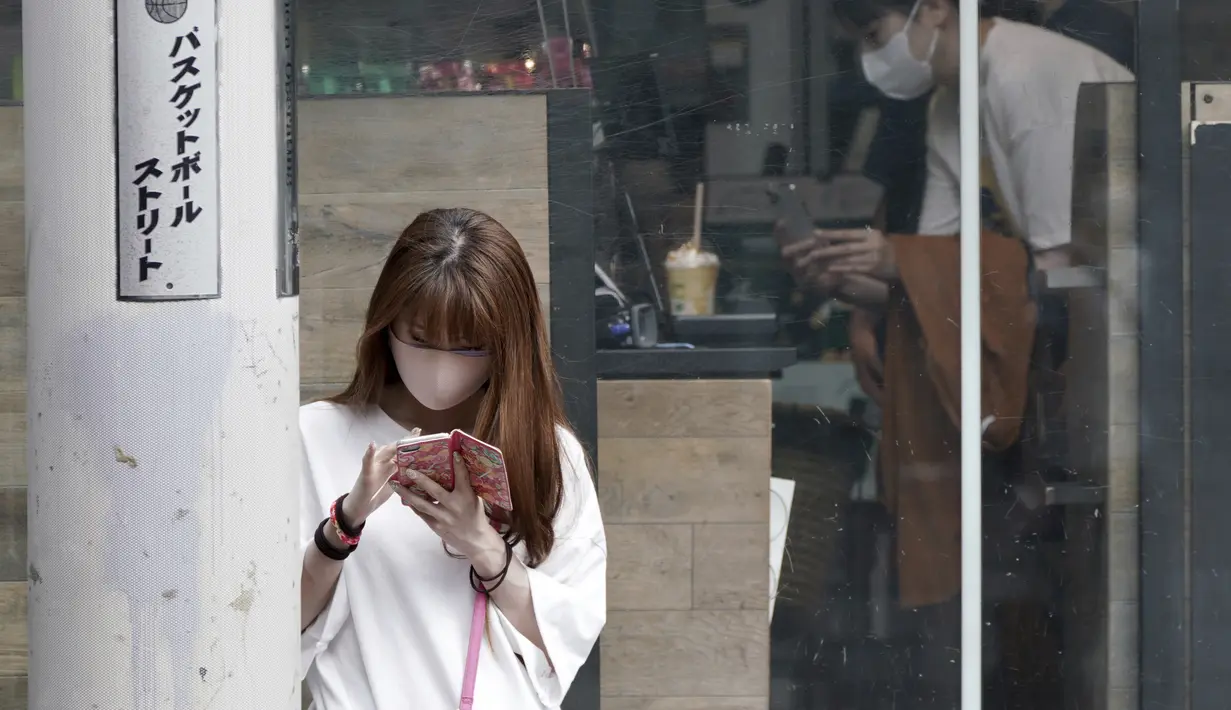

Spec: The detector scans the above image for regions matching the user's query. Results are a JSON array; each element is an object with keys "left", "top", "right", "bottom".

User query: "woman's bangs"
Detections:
[{"left": 402, "top": 271, "right": 496, "bottom": 351}]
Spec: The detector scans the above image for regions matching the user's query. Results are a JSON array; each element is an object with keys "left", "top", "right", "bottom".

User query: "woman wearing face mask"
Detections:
[{"left": 298, "top": 208, "right": 606, "bottom": 709}]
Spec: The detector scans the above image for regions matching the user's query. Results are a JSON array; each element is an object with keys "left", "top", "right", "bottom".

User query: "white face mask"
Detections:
[
  {"left": 860, "top": 0, "right": 939, "bottom": 101},
  {"left": 388, "top": 331, "right": 491, "bottom": 411}
]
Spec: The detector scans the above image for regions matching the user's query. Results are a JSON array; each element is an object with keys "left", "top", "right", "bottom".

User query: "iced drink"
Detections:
[{"left": 665, "top": 244, "right": 720, "bottom": 316}]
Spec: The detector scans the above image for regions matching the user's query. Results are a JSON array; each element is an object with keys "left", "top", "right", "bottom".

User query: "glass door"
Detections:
[
  {"left": 1141, "top": 3, "right": 1231, "bottom": 710},
  {"left": 966, "top": 1, "right": 1231, "bottom": 709}
]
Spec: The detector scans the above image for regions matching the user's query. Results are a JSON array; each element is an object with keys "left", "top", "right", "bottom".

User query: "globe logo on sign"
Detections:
[{"left": 146, "top": 0, "right": 188, "bottom": 23}]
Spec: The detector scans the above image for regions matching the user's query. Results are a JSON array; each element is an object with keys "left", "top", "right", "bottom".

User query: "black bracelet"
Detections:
[
  {"left": 333, "top": 493, "right": 365, "bottom": 540},
  {"left": 469, "top": 542, "right": 513, "bottom": 594},
  {"left": 314, "top": 517, "right": 356, "bottom": 561}
]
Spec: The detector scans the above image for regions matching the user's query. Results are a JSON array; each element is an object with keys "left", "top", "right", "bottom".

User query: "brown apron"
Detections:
[{"left": 879, "top": 230, "right": 1036, "bottom": 608}]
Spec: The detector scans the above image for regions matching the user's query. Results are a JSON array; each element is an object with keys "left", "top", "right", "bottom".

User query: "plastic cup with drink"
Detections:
[
  {"left": 665, "top": 244, "right": 720, "bottom": 316},
  {"left": 665, "top": 181, "right": 721, "bottom": 316}
]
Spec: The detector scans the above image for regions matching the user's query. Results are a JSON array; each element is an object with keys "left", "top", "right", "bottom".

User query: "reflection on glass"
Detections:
[
  {"left": 295, "top": 0, "right": 593, "bottom": 96},
  {"left": 590, "top": 0, "right": 1141, "bottom": 708}
]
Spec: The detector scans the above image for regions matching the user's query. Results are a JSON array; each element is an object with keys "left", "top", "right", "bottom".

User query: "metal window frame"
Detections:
[
  {"left": 546, "top": 89, "right": 600, "bottom": 710},
  {"left": 1188, "top": 94, "right": 1231, "bottom": 710},
  {"left": 1137, "top": 3, "right": 1187, "bottom": 710}
]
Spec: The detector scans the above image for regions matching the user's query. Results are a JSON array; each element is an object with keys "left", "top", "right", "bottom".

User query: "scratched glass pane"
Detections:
[{"left": 14, "top": 0, "right": 1231, "bottom": 708}]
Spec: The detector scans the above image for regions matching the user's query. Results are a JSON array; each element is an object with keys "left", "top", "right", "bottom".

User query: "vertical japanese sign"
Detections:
[{"left": 116, "top": 0, "right": 220, "bottom": 301}]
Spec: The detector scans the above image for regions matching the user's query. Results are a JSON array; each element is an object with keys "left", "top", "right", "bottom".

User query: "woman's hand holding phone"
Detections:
[
  {"left": 341, "top": 427, "right": 422, "bottom": 526},
  {"left": 390, "top": 452, "right": 505, "bottom": 574}
]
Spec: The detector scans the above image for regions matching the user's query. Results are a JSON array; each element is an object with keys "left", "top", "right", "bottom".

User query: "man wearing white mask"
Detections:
[
  {"left": 832, "top": 0, "right": 1135, "bottom": 404},
  {"left": 818, "top": 0, "right": 1133, "bottom": 271},
  {"left": 788, "top": 0, "right": 1133, "bottom": 390}
]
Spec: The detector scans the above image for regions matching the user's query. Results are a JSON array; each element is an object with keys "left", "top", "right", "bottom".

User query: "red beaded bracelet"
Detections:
[{"left": 329, "top": 497, "right": 363, "bottom": 547}]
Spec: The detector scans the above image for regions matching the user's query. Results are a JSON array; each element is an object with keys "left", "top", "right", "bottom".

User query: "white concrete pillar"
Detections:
[{"left": 23, "top": 1, "right": 301, "bottom": 708}]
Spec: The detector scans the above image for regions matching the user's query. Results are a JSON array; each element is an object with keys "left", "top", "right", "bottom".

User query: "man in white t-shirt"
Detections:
[
  {"left": 790, "top": 0, "right": 1134, "bottom": 368},
  {"left": 787, "top": 1, "right": 1134, "bottom": 376},
  {"left": 820, "top": 0, "right": 1133, "bottom": 417},
  {"left": 813, "top": 0, "right": 1134, "bottom": 273},
  {"left": 915, "top": 10, "right": 1133, "bottom": 269}
]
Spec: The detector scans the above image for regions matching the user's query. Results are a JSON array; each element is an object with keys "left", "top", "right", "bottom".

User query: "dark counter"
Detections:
[{"left": 596, "top": 346, "right": 798, "bottom": 379}]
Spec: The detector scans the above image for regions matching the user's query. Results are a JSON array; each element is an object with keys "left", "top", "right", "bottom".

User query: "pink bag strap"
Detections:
[{"left": 460, "top": 591, "right": 487, "bottom": 710}]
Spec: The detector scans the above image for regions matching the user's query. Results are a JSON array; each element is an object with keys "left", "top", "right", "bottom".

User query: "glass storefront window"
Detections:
[
  {"left": 10, "top": 0, "right": 1231, "bottom": 708},
  {"left": 588, "top": 0, "right": 1226, "bottom": 708}
]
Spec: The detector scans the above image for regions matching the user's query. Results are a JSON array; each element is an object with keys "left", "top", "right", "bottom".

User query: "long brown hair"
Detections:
[{"left": 329, "top": 208, "right": 567, "bottom": 566}]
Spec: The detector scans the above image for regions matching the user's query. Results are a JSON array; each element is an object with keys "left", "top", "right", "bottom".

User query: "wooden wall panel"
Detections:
[
  {"left": 605, "top": 524, "right": 692, "bottom": 611},
  {"left": 600, "top": 610, "right": 769, "bottom": 698},
  {"left": 297, "top": 95, "right": 547, "bottom": 195},
  {"left": 691, "top": 524, "right": 767, "bottom": 611},
  {"left": 0, "top": 583, "right": 24, "bottom": 677},
  {"left": 0, "top": 491, "right": 22, "bottom": 583},
  {"left": 602, "top": 699, "right": 766, "bottom": 710},
  {"left": 0, "top": 203, "right": 22, "bottom": 299},
  {"left": 598, "top": 438, "right": 770, "bottom": 525},
  {"left": 0, "top": 109, "right": 21, "bottom": 201},
  {"left": 297, "top": 95, "right": 550, "bottom": 388},
  {"left": 0, "top": 109, "right": 21, "bottom": 509},
  {"left": 0, "top": 299, "right": 22, "bottom": 395},
  {"left": 599, "top": 379, "right": 771, "bottom": 707},
  {"left": 597, "top": 380, "right": 772, "bottom": 439},
  {"left": 0, "top": 676, "right": 25, "bottom": 710},
  {"left": 0, "top": 107, "right": 25, "bottom": 709},
  {"left": 0, "top": 392, "right": 22, "bottom": 489}
]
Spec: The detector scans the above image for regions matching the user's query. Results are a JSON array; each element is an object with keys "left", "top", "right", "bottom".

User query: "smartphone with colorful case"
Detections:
[{"left": 392, "top": 430, "right": 514, "bottom": 512}]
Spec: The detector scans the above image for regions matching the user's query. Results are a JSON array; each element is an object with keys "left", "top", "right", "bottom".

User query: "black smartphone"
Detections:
[{"left": 766, "top": 183, "right": 815, "bottom": 246}]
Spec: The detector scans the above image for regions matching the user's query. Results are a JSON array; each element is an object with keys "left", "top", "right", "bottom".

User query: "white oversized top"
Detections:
[{"left": 298, "top": 401, "right": 607, "bottom": 709}]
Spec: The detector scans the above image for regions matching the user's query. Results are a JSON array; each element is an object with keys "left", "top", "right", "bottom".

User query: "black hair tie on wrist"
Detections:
[
  {"left": 314, "top": 517, "right": 357, "bottom": 561},
  {"left": 470, "top": 542, "right": 514, "bottom": 594}
]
